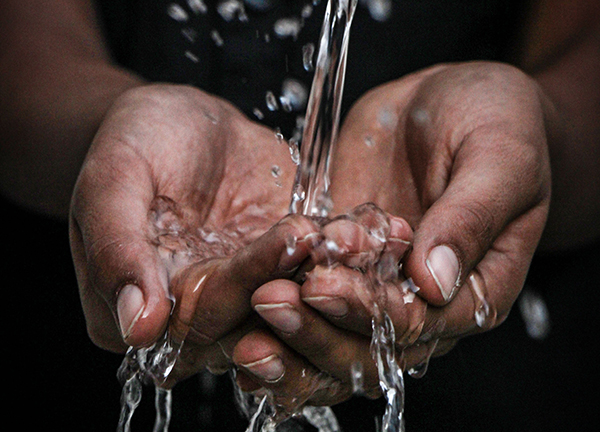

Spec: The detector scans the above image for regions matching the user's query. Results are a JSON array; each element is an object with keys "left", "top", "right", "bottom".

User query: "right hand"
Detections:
[{"left": 69, "top": 84, "right": 306, "bottom": 360}]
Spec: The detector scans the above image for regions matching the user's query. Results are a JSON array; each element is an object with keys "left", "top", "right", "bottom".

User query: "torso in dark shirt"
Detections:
[{"left": 94, "top": 0, "right": 528, "bottom": 135}]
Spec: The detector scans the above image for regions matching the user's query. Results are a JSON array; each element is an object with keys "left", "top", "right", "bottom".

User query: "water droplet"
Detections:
[
  {"left": 377, "top": 107, "right": 398, "bottom": 129},
  {"left": 292, "top": 184, "right": 306, "bottom": 202},
  {"left": 324, "top": 239, "right": 340, "bottom": 253},
  {"left": 167, "top": 3, "right": 189, "bottom": 21},
  {"left": 351, "top": 361, "right": 365, "bottom": 394},
  {"left": 280, "top": 78, "right": 308, "bottom": 112},
  {"left": 302, "top": 43, "right": 315, "bottom": 71},
  {"left": 217, "top": 0, "right": 248, "bottom": 22},
  {"left": 410, "top": 107, "right": 430, "bottom": 125},
  {"left": 314, "top": 191, "right": 334, "bottom": 217},
  {"left": 181, "top": 27, "right": 197, "bottom": 42},
  {"left": 188, "top": 0, "right": 208, "bottom": 14},
  {"left": 273, "top": 17, "right": 302, "bottom": 40},
  {"left": 301, "top": 4, "right": 314, "bottom": 19},
  {"left": 265, "top": 91, "right": 279, "bottom": 111},
  {"left": 518, "top": 288, "right": 551, "bottom": 340},
  {"left": 184, "top": 50, "right": 199, "bottom": 63},
  {"left": 288, "top": 138, "right": 300, "bottom": 165},
  {"left": 274, "top": 127, "right": 284, "bottom": 143},
  {"left": 252, "top": 107, "right": 264, "bottom": 119},
  {"left": 210, "top": 29, "right": 224, "bottom": 47},
  {"left": 361, "top": 0, "right": 392, "bottom": 22},
  {"left": 468, "top": 272, "right": 497, "bottom": 329},
  {"left": 285, "top": 235, "right": 298, "bottom": 256},
  {"left": 364, "top": 135, "right": 375, "bottom": 147},
  {"left": 407, "top": 339, "right": 439, "bottom": 379},
  {"left": 271, "top": 165, "right": 281, "bottom": 178}
]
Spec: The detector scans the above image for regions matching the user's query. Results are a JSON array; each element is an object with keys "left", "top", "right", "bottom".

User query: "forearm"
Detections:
[
  {"left": 534, "top": 23, "right": 600, "bottom": 251},
  {"left": 518, "top": 0, "right": 600, "bottom": 251},
  {"left": 0, "top": 0, "right": 143, "bottom": 217}
]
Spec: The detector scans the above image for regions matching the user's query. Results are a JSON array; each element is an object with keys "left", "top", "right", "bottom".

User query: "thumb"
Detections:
[
  {"left": 70, "top": 154, "right": 172, "bottom": 352},
  {"left": 168, "top": 214, "right": 321, "bottom": 347},
  {"left": 403, "top": 127, "right": 550, "bottom": 307}
]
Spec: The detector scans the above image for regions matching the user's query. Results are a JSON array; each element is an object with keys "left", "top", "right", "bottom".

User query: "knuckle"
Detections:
[{"left": 454, "top": 200, "right": 496, "bottom": 257}]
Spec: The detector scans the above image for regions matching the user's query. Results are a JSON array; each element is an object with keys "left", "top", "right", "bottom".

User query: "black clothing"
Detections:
[{"left": 95, "top": 0, "right": 526, "bottom": 136}]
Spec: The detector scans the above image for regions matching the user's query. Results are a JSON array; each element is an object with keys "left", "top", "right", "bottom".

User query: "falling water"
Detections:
[
  {"left": 288, "top": 0, "right": 409, "bottom": 430},
  {"left": 117, "top": 333, "right": 182, "bottom": 432},
  {"left": 289, "top": 0, "right": 358, "bottom": 218}
]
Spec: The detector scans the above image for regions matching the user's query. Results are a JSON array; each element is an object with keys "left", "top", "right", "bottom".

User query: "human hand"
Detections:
[
  {"left": 230, "top": 204, "right": 419, "bottom": 413},
  {"left": 230, "top": 62, "right": 552, "bottom": 410},
  {"left": 329, "top": 61, "right": 551, "bottom": 320},
  {"left": 70, "top": 84, "right": 303, "bottom": 357}
]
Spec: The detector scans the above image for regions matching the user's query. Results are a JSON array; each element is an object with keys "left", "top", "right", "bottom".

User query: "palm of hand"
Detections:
[{"left": 71, "top": 84, "right": 298, "bottom": 355}]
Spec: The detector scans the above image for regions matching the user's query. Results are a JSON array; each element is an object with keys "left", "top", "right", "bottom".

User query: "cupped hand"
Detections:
[
  {"left": 330, "top": 61, "right": 552, "bottom": 329},
  {"left": 230, "top": 61, "right": 553, "bottom": 409},
  {"left": 70, "top": 84, "right": 301, "bottom": 354},
  {"left": 231, "top": 204, "right": 419, "bottom": 412}
]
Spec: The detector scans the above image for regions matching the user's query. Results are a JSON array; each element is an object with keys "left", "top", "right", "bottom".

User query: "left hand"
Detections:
[{"left": 230, "top": 61, "right": 552, "bottom": 409}]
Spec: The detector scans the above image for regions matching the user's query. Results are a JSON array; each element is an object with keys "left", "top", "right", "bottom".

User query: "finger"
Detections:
[
  {"left": 312, "top": 218, "right": 384, "bottom": 268},
  {"left": 404, "top": 124, "right": 550, "bottom": 306},
  {"left": 414, "top": 208, "right": 550, "bottom": 344},
  {"left": 164, "top": 314, "right": 266, "bottom": 387},
  {"left": 232, "top": 329, "right": 350, "bottom": 414},
  {"left": 70, "top": 151, "right": 173, "bottom": 351},
  {"left": 250, "top": 280, "right": 382, "bottom": 398},
  {"left": 301, "top": 265, "right": 428, "bottom": 346},
  {"left": 168, "top": 214, "right": 321, "bottom": 348},
  {"left": 384, "top": 215, "right": 413, "bottom": 263}
]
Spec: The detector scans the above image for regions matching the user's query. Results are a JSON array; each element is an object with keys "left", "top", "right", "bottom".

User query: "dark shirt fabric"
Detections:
[
  {"left": 4, "top": 1, "right": 599, "bottom": 431},
  {"left": 94, "top": 0, "right": 526, "bottom": 135}
]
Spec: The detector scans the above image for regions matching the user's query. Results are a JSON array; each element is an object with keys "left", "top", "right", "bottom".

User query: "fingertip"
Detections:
[
  {"left": 386, "top": 215, "right": 413, "bottom": 260},
  {"left": 232, "top": 331, "right": 286, "bottom": 383},
  {"left": 117, "top": 284, "right": 145, "bottom": 341},
  {"left": 405, "top": 243, "right": 461, "bottom": 306},
  {"left": 251, "top": 280, "right": 300, "bottom": 308},
  {"left": 426, "top": 245, "right": 460, "bottom": 301},
  {"left": 388, "top": 215, "right": 413, "bottom": 242},
  {"left": 117, "top": 283, "right": 172, "bottom": 348}
]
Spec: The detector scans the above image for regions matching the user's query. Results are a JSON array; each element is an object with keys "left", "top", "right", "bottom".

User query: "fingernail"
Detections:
[
  {"left": 302, "top": 296, "right": 349, "bottom": 317},
  {"left": 254, "top": 303, "right": 302, "bottom": 333},
  {"left": 426, "top": 245, "right": 460, "bottom": 301},
  {"left": 117, "top": 284, "right": 145, "bottom": 340},
  {"left": 241, "top": 354, "right": 285, "bottom": 382}
]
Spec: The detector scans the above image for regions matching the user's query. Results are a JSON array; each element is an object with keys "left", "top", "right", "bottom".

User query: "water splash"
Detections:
[
  {"left": 116, "top": 333, "right": 182, "bottom": 432},
  {"left": 350, "top": 361, "right": 365, "bottom": 394},
  {"left": 371, "top": 308, "right": 405, "bottom": 432},
  {"left": 288, "top": 1, "right": 409, "bottom": 430}
]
